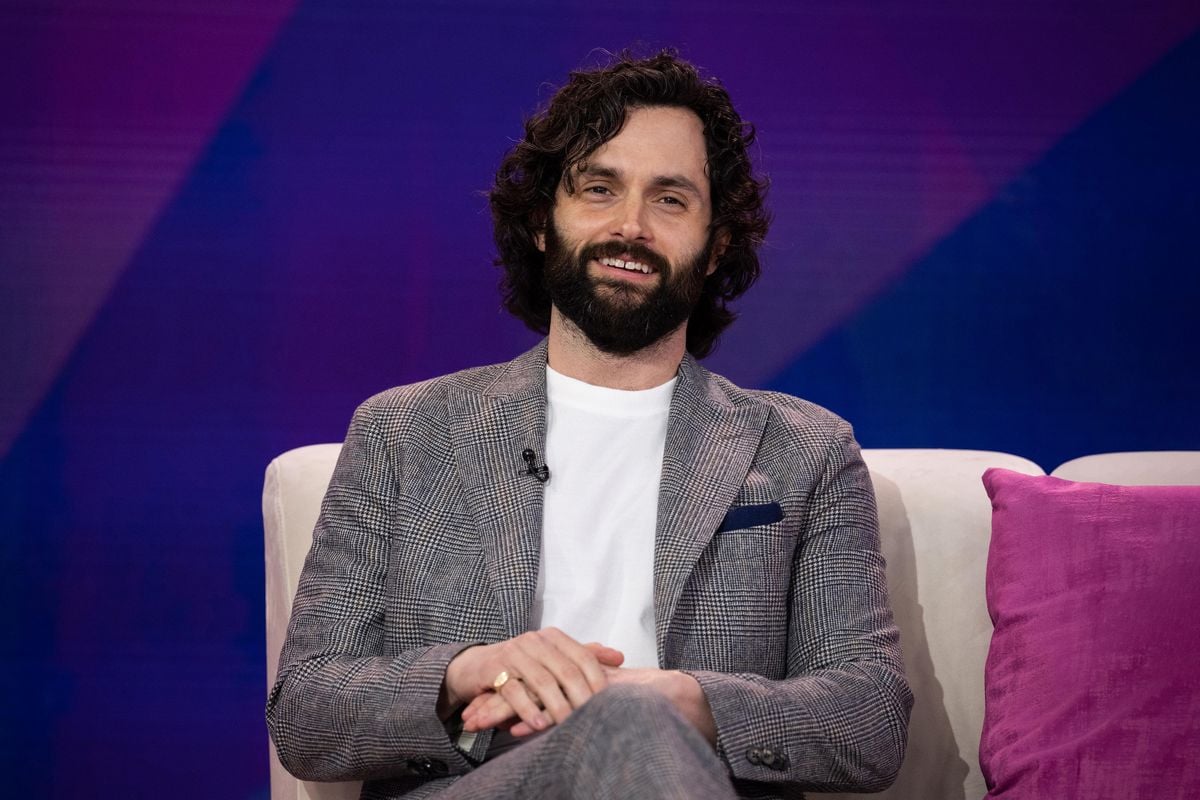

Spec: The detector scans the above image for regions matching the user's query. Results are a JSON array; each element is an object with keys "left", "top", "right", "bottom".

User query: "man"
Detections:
[{"left": 267, "top": 51, "right": 911, "bottom": 800}]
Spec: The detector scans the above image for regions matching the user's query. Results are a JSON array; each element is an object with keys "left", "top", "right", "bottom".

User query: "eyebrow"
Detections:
[{"left": 576, "top": 163, "right": 705, "bottom": 200}]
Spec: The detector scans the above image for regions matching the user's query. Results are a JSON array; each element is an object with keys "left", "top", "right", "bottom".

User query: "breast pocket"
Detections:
[
  {"left": 716, "top": 501, "right": 783, "bottom": 534},
  {"left": 709, "top": 501, "right": 792, "bottom": 565},
  {"left": 677, "top": 501, "right": 793, "bottom": 676}
]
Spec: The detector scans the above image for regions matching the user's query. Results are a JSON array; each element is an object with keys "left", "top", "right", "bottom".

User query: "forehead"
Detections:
[{"left": 576, "top": 105, "right": 709, "bottom": 190}]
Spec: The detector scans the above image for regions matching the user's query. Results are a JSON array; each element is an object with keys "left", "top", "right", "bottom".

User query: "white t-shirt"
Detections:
[{"left": 529, "top": 364, "right": 676, "bottom": 669}]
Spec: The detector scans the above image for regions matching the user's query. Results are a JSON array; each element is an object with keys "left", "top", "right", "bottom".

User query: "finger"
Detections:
[
  {"left": 464, "top": 690, "right": 516, "bottom": 732},
  {"left": 585, "top": 641, "right": 626, "bottom": 667},
  {"left": 496, "top": 676, "right": 551, "bottom": 732},
  {"left": 465, "top": 685, "right": 524, "bottom": 731},
  {"left": 507, "top": 638, "right": 576, "bottom": 725},
  {"left": 460, "top": 692, "right": 491, "bottom": 724},
  {"left": 509, "top": 719, "right": 537, "bottom": 737},
  {"left": 534, "top": 628, "right": 609, "bottom": 705}
]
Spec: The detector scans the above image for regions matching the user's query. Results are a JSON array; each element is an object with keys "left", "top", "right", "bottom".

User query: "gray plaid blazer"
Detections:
[{"left": 267, "top": 341, "right": 911, "bottom": 799}]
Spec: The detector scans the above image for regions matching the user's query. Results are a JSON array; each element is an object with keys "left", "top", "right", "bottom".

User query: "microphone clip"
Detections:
[{"left": 521, "top": 448, "right": 550, "bottom": 483}]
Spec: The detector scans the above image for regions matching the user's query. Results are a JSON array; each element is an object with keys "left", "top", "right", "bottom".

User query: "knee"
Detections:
[
  {"left": 518, "top": 686, "right": 675, "bottom": 785},
  {"left": 549, "top": 684, "right": 728, "bottom": 799},
  {"left": 593, "top": 682, "right": 673, "bottom": 710},
  {"left": 572, "top": 683, "right": 683, "bottom": 733}
]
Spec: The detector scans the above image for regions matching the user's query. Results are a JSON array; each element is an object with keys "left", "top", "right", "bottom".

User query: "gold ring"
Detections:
[{"left": 492, "top": 670, "right": 511, "bottom": 691}]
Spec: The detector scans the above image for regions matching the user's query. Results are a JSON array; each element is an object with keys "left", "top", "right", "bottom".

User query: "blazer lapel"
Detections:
[
  {"left": 449, "top": 342, "right": 548, "bottom": 639},
  {"left": 654, "top": 355, "right": 769, "bottom": 664}
]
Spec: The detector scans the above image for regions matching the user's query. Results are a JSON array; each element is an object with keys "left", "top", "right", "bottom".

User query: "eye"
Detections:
[
  {"left": 583, "top": 185, "right": 613, "bottom": 196},
  {"left": 657, "top": 195, "right": 686, "bottom": 208}
]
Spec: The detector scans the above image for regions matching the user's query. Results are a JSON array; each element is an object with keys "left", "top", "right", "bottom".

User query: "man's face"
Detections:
[{"left": 539, "top": 105, "right": 717, "bottom": 355}]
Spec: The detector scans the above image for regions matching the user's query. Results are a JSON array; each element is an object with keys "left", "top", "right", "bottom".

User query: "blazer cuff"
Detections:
[
  {"left": 394, "top": 641, "right": 493, "bottom": 770},
  {"left": 681, "top": 669, "right": 815, "bottom": 783}
]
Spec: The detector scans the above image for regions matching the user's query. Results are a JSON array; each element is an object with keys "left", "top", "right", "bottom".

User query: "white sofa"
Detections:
[{"left": 264, "top": 447, "right": 1200, "bottom": 800}]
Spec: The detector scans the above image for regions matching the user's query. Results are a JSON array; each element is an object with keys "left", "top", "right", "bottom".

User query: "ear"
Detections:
[
  {"left": 532, "top": 210, "right": 548, "bottom": 253},
  {"left": 706, "top": 229, "right": 731, "bottom": 276}
]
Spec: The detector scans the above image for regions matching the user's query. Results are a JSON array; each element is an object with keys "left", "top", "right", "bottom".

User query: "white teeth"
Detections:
[{"left": 598, "top": 257, "right": 652, "bottom": 274}]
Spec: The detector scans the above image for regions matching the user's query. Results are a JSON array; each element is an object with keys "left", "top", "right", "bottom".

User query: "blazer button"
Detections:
[
  {"left": 405, "top": 757, "right": 446, "bottom": 776},
  {"left": 745, "top": 747, "right": 762, "bottom": 765},
  {"left": 761, "top": 749, "right": 789, "bottom": 771}
]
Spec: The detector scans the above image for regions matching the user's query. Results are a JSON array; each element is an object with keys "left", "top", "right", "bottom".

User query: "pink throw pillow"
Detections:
[{"left": 981, "top": 468, "right": 1200, "bottom": 799}]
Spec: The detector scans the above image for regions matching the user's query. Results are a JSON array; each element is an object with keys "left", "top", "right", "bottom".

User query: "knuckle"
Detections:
[
  {"left": 524, "top": 673, "right": 556, "bottom": 698},
  {"left": 562, "top": 662, "right": 587, "bottom": 686}
]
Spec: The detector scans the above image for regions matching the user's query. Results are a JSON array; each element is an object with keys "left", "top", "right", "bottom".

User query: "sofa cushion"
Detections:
[{"left": 980, "top": 469, "right": 1200, "bottom": 798}]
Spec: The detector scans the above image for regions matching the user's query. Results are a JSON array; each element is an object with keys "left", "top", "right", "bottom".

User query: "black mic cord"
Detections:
[{"left": 522, "top": 448, "right": 550, "bottom": 483}]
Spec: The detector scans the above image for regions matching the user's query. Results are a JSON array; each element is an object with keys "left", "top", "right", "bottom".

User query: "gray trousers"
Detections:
[{"left": 427, "top": 684, "right": 738, "bottom": 800}]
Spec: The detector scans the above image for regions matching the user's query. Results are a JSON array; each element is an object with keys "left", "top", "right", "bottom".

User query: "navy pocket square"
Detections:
[{"left": 717, "top": 501, "right": 783, "bottom": 533}]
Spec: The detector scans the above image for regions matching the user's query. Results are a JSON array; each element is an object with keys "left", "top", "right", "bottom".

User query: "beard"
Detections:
[{"left": 542, "top": 219, "right": 712, "bottom": 356}]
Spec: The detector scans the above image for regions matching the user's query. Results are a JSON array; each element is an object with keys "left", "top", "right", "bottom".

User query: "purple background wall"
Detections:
[{"left": 3, "top": 2, "right": 1199, "bottom": 796}]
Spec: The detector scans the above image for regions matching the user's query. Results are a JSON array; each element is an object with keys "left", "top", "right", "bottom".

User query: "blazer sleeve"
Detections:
[
  {"left": 682, "top": 420, "right": 912, "bottom": 792},
  {"left": 265, "top": 399, "right": 488, "bottom": 782}
]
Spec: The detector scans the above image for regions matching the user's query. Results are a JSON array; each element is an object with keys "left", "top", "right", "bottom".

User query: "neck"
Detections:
[{"left": 546, "top": 307, "right": 686, "bottom": 390}]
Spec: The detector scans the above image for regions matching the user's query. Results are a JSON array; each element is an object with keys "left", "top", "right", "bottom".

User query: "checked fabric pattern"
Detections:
[{"left": 266, "top": 341, "right": 911, "bottom": 799}]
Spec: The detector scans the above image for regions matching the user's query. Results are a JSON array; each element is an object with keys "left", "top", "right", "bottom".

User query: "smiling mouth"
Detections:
[{"left": 595, "top": 256, "right": 656, "bottom": 275}]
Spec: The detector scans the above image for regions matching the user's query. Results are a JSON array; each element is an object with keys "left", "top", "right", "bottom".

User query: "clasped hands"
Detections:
[{"left": 440, "top": 627, "right": 716, "bottom": 743}]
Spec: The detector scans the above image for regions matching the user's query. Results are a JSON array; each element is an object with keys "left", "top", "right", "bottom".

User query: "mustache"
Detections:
[{"left": 578, "top": 240, "right": 670, "bottom": 275}]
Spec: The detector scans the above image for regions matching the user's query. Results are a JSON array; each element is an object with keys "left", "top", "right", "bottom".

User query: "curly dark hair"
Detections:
[{"left": 489, "top": 50, "right": 770, "bottom": 358}]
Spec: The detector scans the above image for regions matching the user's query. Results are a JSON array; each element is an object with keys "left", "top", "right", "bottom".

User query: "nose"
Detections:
[{"left": 612, "top": 196, "right": 651, "bottom": 242}]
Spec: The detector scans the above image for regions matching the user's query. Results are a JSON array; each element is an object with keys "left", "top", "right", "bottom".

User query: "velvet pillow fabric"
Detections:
[{"left": 981, "top": 469, "right": 1200, "bottom": 799}]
